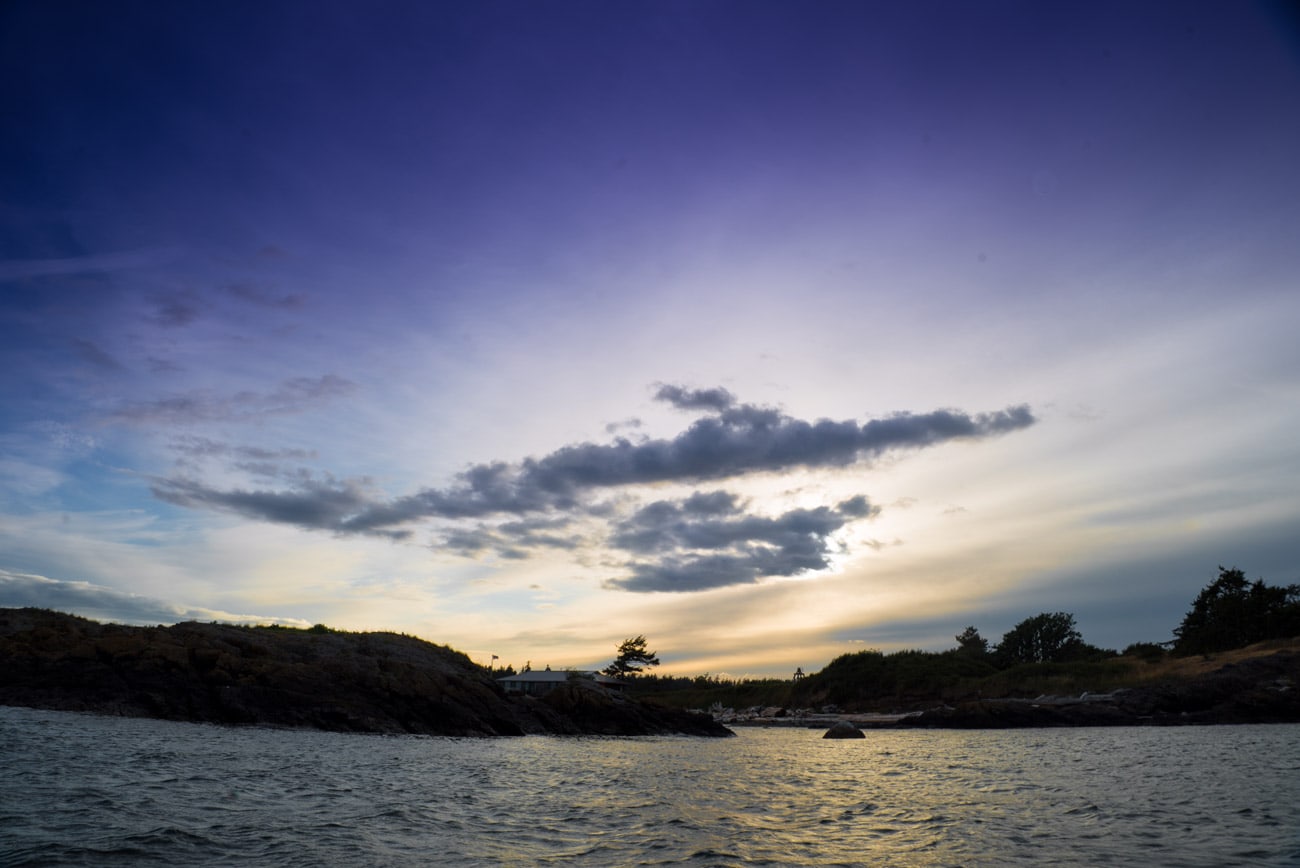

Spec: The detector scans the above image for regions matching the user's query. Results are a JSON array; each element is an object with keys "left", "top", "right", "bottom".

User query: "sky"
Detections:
[{"left": 2, "top": 1, "right": 1299, "bottom": 677}]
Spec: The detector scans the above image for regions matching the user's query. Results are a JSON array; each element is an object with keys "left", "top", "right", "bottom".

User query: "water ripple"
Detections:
[{"left": 2, "top": 708, "right": 1298, "bottom": 866}]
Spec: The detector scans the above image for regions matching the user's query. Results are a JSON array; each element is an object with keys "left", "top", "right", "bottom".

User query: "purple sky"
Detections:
[{"left": 2, "top": 1, "right": 1299, "bottom": 675}]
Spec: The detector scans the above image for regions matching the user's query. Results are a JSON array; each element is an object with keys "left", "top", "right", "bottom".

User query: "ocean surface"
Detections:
[{"left": 1, "top": 706, "right": 1297, "bottom": 867}]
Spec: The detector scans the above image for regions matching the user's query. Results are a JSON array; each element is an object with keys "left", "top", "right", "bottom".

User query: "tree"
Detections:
[
  {"left": 603, "top": 635, "right": 660, "bottom": 677},
  {"left": 995, "top": 612, "right": 1082, "bottom": 666},
  {"left": 1172, "top": 566, "right": 1300, "bottom": 656},
  {"left": 1122, "top": 642, "right": 1167, "bottom": 663},
  {"left": 954, "top": 626, "right": 989, "bottom": 658}
]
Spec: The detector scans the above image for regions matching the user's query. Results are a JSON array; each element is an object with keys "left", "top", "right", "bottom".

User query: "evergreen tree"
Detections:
[
  {"left": 1172, "top": 566, "right": 1300, "bottom": 655},
  {"left": 954, "top": 625, "right": 989, "bottom": 658},
  {"left": 603, "top": 635, "right": 661, "bottom": 677}
]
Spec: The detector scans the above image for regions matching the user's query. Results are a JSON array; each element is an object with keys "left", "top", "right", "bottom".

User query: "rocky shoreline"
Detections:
[
  {"left": 723, "top": 650, "right": 1300, "bottom": 731},
  {"left": 896, "top": 650, "right": 1300, "bottom": 728},
  {"left": 0, "top": 609, "right": 731, "bottom": 738}
]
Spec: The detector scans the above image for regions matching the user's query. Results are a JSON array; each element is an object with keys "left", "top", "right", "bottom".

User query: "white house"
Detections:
[{"left": 496, "top": 669, "right": 626, "bottom": 696}]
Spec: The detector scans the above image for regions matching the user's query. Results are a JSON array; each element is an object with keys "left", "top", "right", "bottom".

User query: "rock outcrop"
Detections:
[
  {"left": 0, "top": 608, "right": 732, "bottom": 737},
  {"left": 822, "top": 719, "right": 865, "bottom": 738},
  {"left": 529, "top": 681, "right": 732, "bottom": 736}
]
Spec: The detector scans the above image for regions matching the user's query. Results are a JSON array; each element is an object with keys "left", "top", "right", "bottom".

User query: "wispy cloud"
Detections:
[
  {"left": 152, "top": 474, "right": 411, "bottom": 541},
  {"left": 0, "top": 569, "right": 310, "bottom": 627},
  {"left": 169, "top": 435, "right": 317, "bottom": 463},
  {"left": 111, "top": 375, "right": 356, "bottom": 424},
  {"left": 71, "top": 339, "right": 124, "bottom": 372},
  {"left": 440, "top": 516, "right": 584, "bottom": 559},
  {"left": 225, "top": 281, "right": 305, "bottom": 310},
  {"left": 0, "top": 248, "right": 181, "bottom": 281},
  {"left": 148, "top": 289, "right": 204, "bottom": 327},
  {"left": 169, "top": 435, "right": 325, "bottom": 484}
]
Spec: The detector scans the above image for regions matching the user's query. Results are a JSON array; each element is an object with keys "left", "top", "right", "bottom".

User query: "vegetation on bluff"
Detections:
[{"left": 0, "top": 609, "right": 730, "bottom": 737}]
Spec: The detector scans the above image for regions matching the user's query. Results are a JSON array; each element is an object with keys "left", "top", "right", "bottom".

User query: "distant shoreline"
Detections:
[
  {"left": 723, "top": 653, "right": 1300, "bottom": 729},
  {"left": 4, "top": 607, "right": 1296, "bottom": 735}
]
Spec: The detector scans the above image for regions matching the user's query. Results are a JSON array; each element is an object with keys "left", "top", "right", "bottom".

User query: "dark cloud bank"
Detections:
[
  {"left": 606, "top": 491, "right": 878, "bottom": 592},
  {"left": 153, "top": 387, "right": 1035, "bottom": 592}
]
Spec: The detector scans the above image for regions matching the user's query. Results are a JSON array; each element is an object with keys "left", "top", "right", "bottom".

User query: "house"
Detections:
[{"left": 497, "top": 668, "right": 626, "bottom": 696}]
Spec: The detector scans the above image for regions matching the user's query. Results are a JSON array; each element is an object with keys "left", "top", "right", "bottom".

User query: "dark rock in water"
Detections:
[
  {"left": 0, "top": 608, "right": 732, "bottom": 738},
  {"left": 823, "top": 720, "right": 865, "bottom": 738}
]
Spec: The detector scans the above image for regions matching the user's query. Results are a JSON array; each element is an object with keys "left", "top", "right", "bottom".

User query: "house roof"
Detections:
[{"left": 497, "top": 669, "right": 624, "bottom": 685}]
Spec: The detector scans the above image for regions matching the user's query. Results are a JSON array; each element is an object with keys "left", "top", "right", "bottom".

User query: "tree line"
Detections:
[
  {"left": 1170, "top": 566, "right": 1299, "bottom": 655},
  {"left": 612, "top": 566, "right": 1299, "bottom": 708},
  {"left": 946, "top": 566, "right": 1298, "bottom": 666}
]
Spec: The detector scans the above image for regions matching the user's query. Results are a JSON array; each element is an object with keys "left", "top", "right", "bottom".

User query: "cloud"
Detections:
[
  {"left": 0, "top": 248, "right": 181, "bottom": 281},
  {"left": 225, "top": 281, "right": 305, "bottom": 310},
  {"left": 149, "top": 388, "right": 1035, "bottom": 590},
  {"left": 439, "top": 516, "right": 584, "bottom": 559},
  {"left": 0, "top": 458, "right": 64, "bottom": 497},
  {"left": 71, "top": 339, "right": 124, "bottom": 371},
  {"left": 153, "top": 392, "right": 1034, "bottom": 538},
  {"left": 111, "top": 374, "right": 356, "bottom": 424},
  {"left": 604, "top": 493, "right": 879, "bottom": 592},
  {"left": 254, "top": 245, "right": 289, "bottom": 260},
  {"left": 168, "top": 436, "right": 321, "bottom": 481},
  {"left": 498, "top": 403, "right": 1034, "bottom": 503},
  {"left": 151, "top": 474, "right": 411, "bottom": 541},
  {"left": 148, "top": 356, "right": 183, "bottom": 374},
  {"left": 169, "top": 435, "right": 317, "bottom": 463},
  {"left": 32, "top": 421, "right": 97, "bottom": 454},
  {"left": 352, "top": 401, "right": 1032, "bottom": 532},
  {"left": 149, "top": 290, "right": 204, "bottom": 327},
  {"left": 0, "top": 569, "right": 310, "bottom": 627},
  {"left": 654, "top": 383, "right": 737, "bottom": 412},
  {"left": 604, "top": 418, "right": 643, "bottom": 434},
  {"left": 611, "top": 552, "right": 816, "bottom": 594}
]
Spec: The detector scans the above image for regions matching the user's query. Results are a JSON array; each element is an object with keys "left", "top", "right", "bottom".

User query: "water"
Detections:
[{"left": 2, "top": 706, "right": 1297, "bottom": 867}]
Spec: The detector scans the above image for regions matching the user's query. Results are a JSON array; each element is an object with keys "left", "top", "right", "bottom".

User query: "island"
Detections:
[{"left": 0, "top": 608, "right": 732, "bottom": 737}]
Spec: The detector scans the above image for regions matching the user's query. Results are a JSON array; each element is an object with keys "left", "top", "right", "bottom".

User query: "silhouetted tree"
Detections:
[
  {"left": 954, "top": 626, "right": 989, "bottom": 658},
  {"left": 603, "top": 635, "right": 661, "bottom": 677},
  {"left": 995, "top": 612, "right": 1082, "bottom": 666},
  {"left": 1172, "top": 566, "right": 1300, "bottom": 656},
  {"left": 1122, "top": 642, "right": 1167, "bottom": 662}
]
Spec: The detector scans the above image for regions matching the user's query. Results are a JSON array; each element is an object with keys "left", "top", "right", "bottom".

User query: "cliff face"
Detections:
[{"left": 0, "top": 609, "right": 731, "bottom": 738}]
